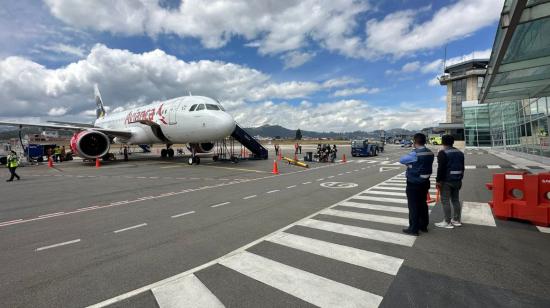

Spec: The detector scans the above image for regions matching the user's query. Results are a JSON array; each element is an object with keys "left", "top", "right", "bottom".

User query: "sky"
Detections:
[{"left": 0, "top": 0, "right": 504, "bottom": 132}]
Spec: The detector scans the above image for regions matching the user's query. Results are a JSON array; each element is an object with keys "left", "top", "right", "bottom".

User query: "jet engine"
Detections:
[
  {"left": 188, "top": 142, "right": 215, "bottom": 153},
  {"left": 70, "top": 131, "right": 111, "bottom": 159}
]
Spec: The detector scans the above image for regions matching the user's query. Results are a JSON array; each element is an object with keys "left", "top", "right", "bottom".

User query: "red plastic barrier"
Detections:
[{"left": 486, "top": 171, "right": 550, "bottom": 226}]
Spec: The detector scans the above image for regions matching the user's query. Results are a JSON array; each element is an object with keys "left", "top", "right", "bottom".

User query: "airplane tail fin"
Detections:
[{"left": 94, "top": 84, "right": 106, "bottom": 119}]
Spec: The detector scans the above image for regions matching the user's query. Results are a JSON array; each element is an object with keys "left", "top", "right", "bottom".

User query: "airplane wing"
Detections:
[
  {"left": 47, "top": 120, "right": 96, "bottom": 128},
  {"left": 0, "top": 121, "right": 132, "bottom": 139}
]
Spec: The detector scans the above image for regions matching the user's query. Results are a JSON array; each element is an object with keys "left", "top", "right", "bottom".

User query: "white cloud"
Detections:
[
  {"left": 428, "top": 77, "right": 440, "bottom": 86},
  {"left": 333, "top": 87, "right": 380, "bottom": 97},
  {"left": 39, "top": 43, "right": 86, "bottom": 57},
  {"left": 232, "top": 99, "right": 445, "bottom": 131},
  {"left": 47, "top": 107, "right": 68, "bottom": 116},
  {"left": 365, "top": 0, "right": 502, "bottom": 58},
  {"left": 281, "top": 51, "right": 316, "bottom": 69},
  {"left": 402, "top": 61, "right": 421, "bottom": 73},
  {"left": 322, "top": 77, "right": 362, "bottom": 88}
]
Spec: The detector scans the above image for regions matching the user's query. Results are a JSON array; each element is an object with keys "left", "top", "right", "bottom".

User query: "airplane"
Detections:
[{"left": 0, "top": 85, "right": 236, "bottom": 165}]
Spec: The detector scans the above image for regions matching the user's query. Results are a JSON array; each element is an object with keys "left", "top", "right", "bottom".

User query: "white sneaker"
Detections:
[
  {"left": 451, "top": 220, "right": 462, "bottom": 227},
  {"left": 435, "top": 221, "right": 454, "bottom": 229}
]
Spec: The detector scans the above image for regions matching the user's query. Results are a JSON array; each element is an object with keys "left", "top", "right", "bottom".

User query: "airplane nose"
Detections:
[{"left": 216, "top": 112, "right": 236, "bottom": 136}]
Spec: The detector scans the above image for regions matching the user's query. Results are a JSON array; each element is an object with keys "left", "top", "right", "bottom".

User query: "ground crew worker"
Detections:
[
  {"left": 54, "top": 146, "right": 61, "bottom": 162},
  {"left": 274, "top": 144, "right": 279, "bottom": 157},
  {"left": 294, "top": 143, "right": 299, "bottom": 155},
  {"left": 6, "top": 150, "right": 21, "bottom": 182},
  {"left": 123, "top": 145, "right": 129, "bottom": 161},
  {"left": 399, "top": 133, "right": 434, "bottom": 236},
  {"left": 435, "top": 135, "right": 465, "bottom": 229},
  {"left": 60, "top": 146, "right": 66, "bottom": 162}
]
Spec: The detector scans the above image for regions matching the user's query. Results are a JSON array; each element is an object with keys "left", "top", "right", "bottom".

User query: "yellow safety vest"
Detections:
[{"left": 7, "top": 155, "right": 18, "bottom": 168}]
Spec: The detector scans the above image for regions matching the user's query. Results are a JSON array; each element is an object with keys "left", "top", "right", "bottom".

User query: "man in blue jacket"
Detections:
[{"left": 399, "top": 133, "right": 434, "bottom": 236}]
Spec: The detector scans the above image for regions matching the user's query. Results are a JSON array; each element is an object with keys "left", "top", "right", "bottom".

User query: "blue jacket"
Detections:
[
  {"left": 400, "top": 146, "right": 434, "bottom": 184},
  {"left": 443, "top": 147, "right": 465, "bottom": 181}
]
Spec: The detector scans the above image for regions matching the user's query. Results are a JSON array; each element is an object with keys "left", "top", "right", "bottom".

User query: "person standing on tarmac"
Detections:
[
  {"left": 60, "top": 146, "right": 66, "bottom": 162},
  {"left": 399, "top": 133, "right": 434, "bottom": 236},
  {"left": 435, "top": 135, "right": 465, "bottom": 229},
  {"left": 6, "top": 150, "right": 21, "bottom": 182},
  {"left": 54, "top": 146, "right": 61, "bottom": 162}
]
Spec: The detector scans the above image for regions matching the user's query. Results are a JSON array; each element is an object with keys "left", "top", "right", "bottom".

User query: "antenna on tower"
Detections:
[{"left": 443, "top": 45, "right": 447, "bottom": 71}]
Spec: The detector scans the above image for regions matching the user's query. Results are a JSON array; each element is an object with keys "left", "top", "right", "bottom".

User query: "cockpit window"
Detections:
[
  {"left": 196, "top": 104, "right": 205, "bottom": 111},
  {"left": 219, "top": 105, "right": 225, "bottom": 111},
  {"left": 189, "top": 104, "right": 197, "bottom": 111},
  {"left": 206, "top": 104, "right": 220, "bottom": 110}
]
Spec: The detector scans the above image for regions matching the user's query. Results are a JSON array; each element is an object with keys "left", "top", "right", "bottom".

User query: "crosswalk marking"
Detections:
[
  {"left": 363, "top": 190, "right": 407, "bottom": 197},
  {"left": 340, "top": 201, "right": 408, "bottom": 214},
  {"left": 219, "top": 251, "right": 383, "bottom": 308},
  {"left": 465, "top": 165, "right": 476, "bottom": 169},
  {"left": 378, "top": 182, "right": 407, "bottom": 187},
  {"left": 152, "top": 274, "right": 224, "bottom": 308},
  {"left": 487, "top": 165, "right": 501, "bottom": 169},
  {"left": 373, "top": 186, "right": 405, "bottom": 191},
  {"left": 267, "top": 232, "right": 404, "bottom": 275},
  {"left": 298, "top": 219, "right": 415, "bottom": 246},
  {"left": 353, "top": 195, "right": 408, "bottom": 204},
  {"left": 322, "top": 209, "right": 409, "bottom": 226},
  {"left": 537, "top": 226, "right": 550, "bottom": 233},
  {"left": 461, "top": 202, "right": 496, "bottom": 227}
]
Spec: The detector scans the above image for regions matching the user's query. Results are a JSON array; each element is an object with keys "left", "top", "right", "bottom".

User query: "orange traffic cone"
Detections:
[
  {"left": 48, "top": 156, "right": 53, "bottom": 168},
  {"left": 342, "top": 154, "right": 347, "bottom": 163},
  {"left": 272, "top": 160, "right": 279, "bottom": 175},
  {"left": 427, "top": 192, "right": 435, "bottom": 204},
  {"left": 95, "top": 157, "right": 101, "bottom": 168}
]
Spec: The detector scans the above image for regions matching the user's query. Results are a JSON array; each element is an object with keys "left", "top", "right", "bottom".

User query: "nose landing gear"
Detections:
[{"left": 187, "top": 147, "right": 200, "bottom": 165}]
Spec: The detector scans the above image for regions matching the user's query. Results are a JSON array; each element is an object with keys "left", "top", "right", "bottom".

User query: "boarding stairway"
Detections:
[{"left": 231, "top": 124, "right": 268, "bottom": 159}]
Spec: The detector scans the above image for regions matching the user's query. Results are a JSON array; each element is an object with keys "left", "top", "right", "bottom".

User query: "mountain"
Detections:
[{"left": 243, "top": 125, "right": 416, "bottom": 139}]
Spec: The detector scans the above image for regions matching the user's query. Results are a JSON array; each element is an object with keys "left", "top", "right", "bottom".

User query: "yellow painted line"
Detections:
[{"left": 201, "top": 165, "right": 268, "bottom": 173}]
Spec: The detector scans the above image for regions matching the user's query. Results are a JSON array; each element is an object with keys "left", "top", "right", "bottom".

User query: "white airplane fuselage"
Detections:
[{"left": 94, "top": 96, "right": 236, "bottom": 145}]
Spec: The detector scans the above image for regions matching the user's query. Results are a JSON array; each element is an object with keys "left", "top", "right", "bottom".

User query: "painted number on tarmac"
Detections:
[{"left": 320, "top": 182, "right": 358, "bottom": 189}]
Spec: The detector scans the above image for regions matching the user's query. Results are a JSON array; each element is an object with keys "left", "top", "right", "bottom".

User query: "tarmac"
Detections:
[{"left": 0, "top": 145, "right": 549, "bottom": 307}]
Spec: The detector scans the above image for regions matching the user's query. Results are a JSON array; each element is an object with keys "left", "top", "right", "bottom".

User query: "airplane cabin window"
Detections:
[
  {"left": 196, "top": 104, "right": 205, "bottom": 111},
  {"left": 189, "top": 104, "right": 197, "bottom": 111},
  {"left": 206, "top": 104, "right": 220, "bottom": 110}
]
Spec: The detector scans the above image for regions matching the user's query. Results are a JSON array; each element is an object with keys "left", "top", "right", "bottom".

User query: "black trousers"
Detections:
[
  {"left": 8, "top": 167, "right": 20, "bottom": 181},
  {"left": 406, "top": 180, "right": 430, "bottom": 232}
]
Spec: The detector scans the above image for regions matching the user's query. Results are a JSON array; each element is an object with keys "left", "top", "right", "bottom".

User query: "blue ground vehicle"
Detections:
[{"left": 351, "top": 139, "right": 383, "bottom": 157}]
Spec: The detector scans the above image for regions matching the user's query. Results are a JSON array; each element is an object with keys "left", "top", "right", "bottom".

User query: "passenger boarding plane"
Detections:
[{"left": 0, "top": 85, "right": 236, "bottom": 165}]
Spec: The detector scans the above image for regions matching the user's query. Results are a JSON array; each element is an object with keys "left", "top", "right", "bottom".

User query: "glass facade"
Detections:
[{"left": 463, "top": 104, "right": 491, "bottom": 147}]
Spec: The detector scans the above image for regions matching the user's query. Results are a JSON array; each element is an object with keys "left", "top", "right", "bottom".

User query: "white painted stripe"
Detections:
[
  {"left": 287, "top": 185, "right": 297, "bottom": 189},
  {"left": 340, "top": 201, "right": 408, "bottom": 213},
  {"left": 211, "top": 202, "right": 231, "bottom": 208},
  {"left": 338, "top": 173, "right": 344, "bottom": 176},
  {"left": 537, "top": 226, "right": 550, "bottom": 233},
  {"left": 353, "top": 195, "right": 408, "bottom": 204},
  {"left": 460, "top": 202, "right": 496, "bottom": 227},
  {"left": 487, "top": 165, "right": 501, "bottom": 169},
  {"left": 113, "top": 223, "right": 147, "bottom": 233},
  {"left": 372, "top": 186, "right": 405, "bottom": 191},
  {"left": 322, "top": 209, "right": 409, "bottom": 226},
  {"left": 302, "top": 182, "right": 312, "bottom": 185},
  {"left": 220, "top": 251, "right": 382, "bottom": 308},
  {"left": 327, "top": 176, "right": 335, "bottom": 179},
  {"left": 268, "top": 232, "right": 403, "bottom": 275},
  {"left": 243, "top": 195, "right": 257, "bottom": 200},
  {"left": 152, "top": 274, "right": 224, "bottom": 308},
  {"left": 298, "top": 219, "right": 415, "bottom": 247},
  {"left": 316, "top": 178, "right": 325, "bottom": 181},
  {"left": 171, "top": 211, "right": 195, "bottom": 218},
  {"left": 465, "top": 165, "right": 476, "bottom": 169},
  {"left": 385, "top": 179, "right": 406, "bottom": 183},
  {"left": 38, "top": 212, "right": 65, "bottom": 218},
  {"left": 266, "top": 190, "right": 280, "bottom": 194},
  {"left": 362, "top": 190, "right": 406, "bottom": 197},
  {"left": 511, "top": 165, "right": 522, "bottom": 169},
  {"left": 36, "top": 239, "right": 81, "bottom": 251}
]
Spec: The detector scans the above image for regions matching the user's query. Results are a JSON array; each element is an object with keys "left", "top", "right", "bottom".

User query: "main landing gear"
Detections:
[
  {"left": 161, "top": 144, "right": 175, "bottom": 159},
  {"left": 188, "top": 147, "right": 200, "bottom": 165}
]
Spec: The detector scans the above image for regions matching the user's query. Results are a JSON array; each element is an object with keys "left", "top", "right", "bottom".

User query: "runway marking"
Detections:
[
  {"left": 353, "top": 195, "right": 408, "bottom": 204},
  {"left": 316, "top": 178, "right": 325, "bottom": 181},
  {"left": 372, "top": 185, "right": 405, "bottom": 191},
  {"left": 268, "top": 232, "right": 404, "bottom": 275},
  {"left": 487, "top": 165, "right": 501, "bottom": 169},
  {"left": 338, "top": 173, "right": 344, "bottom": 176},
  {"left": 211, "top": 202, "right": 231, "bottom": 208},
  {"left": 113, "top": 223, "right": 148, "bottom": 233},
  {"left": 322, "top": 208, "right": 409, "bottom": 226},
  {"left": 219, "top": 251, "right": 383, "bottom": 308},
  {"left": 302, "top": 182, "right": 312, "bottom": 185},
  {"left": 327, "top": 176, "right": 335, "bottom": 179},
  {"left": 340, "top": 201, "right": 408, "bottom": 213},
  {"left": 0, "top": 219, "right": 23, "bottom": 227},
  {"left": 202, "top": 165, "right": 267, "bottom": 173},
  {"left": 171, "top": 211, "right": 196, "bottom": 218},
  {"left": 286, "top": 185, "right": 297, "bottom": 189},
  {"left": 537, "top": 226, "right": 550, "bottom": 233},
  {"left": 461, "top": 202, "right": 496, "bottom": 227},
  {"left": 36, "top": 239, "right": 81, "bottom": 251},
  {"left": 465, "top": 165, "right": 476, "bottom": 169},
  {"left": 38, "top": 212, "right": 65, "bottom": 218},
  {"left": 266, "top": 190, "right": 280, "bottom": 194},
  {"left": 152, "top": 274, "right": 224, "bottom": 308},
  {"left": 243, "top": 195, "right": 257, "bottom": 200},
  {"left": 345, "top": 171, "right": 352, "bottom": 174},
  {"left": 298, "top": 219, "right": 415, "bottom": 247}
]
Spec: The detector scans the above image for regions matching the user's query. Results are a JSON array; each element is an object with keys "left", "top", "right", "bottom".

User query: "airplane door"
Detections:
[{"left": 168, "top": 103, "right": 180, "bottom": 125}]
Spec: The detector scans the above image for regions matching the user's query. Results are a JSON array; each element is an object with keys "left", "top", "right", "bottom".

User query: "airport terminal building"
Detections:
[{"left": 441, "top": 0, "right": 550, "bottom": 161}]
